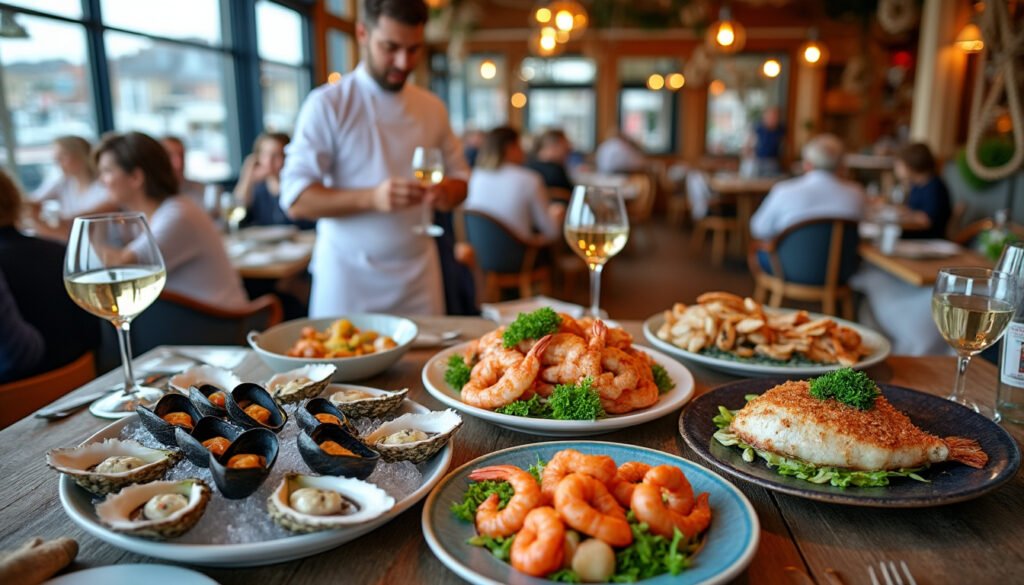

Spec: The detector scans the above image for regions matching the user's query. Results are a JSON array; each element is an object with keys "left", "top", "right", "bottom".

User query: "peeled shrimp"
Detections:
[
  {"left": 631, "top": 467, "right": 711, "bottom": 539},
  {"left": 603, "top": 378, "right": 659, "bottom": 415},
  {"left": 510, "top": 506, "right": 565, "bottom": 577},
  {"left": 461, "top": 336, "right": 551, "bottom": 410},
  {"left": 469, "top": 465, "right": 543, "bottom": 537},
  {"left": 641, "top": 465, "right": 695, "bottom": 514},
  {"left": 609, "top": 461, "right": 651, "bottom": 508},
  {"left": 540, "top": 449, "right": 617, "bottom": 502},
  {"left": 592, "top": 347, "right": 641, "bottom": 401},
  {"left": 554, "top": 473, "right": 632, "bottom": 547}
]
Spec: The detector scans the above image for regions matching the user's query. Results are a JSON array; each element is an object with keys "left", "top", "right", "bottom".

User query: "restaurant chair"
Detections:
[
  {"left": 0, "top": 351, "right": 94, "bottom": 429},
  {"left": 125, "top": 290, "right": 284, "bottom": 357},
  {"left": 748, "top": 218, "right": 860, "bottom": 319},
  {"left": 547, "top": 186, "right": 572, "bottom": 205},
  {"left": 688, "top": 171, "right": 739, "bottom": 266},
  {"left": 463, "top": 209, "right": 552, "bottom": 303}
]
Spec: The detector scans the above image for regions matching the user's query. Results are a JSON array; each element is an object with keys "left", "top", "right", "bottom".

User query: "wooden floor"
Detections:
[{"left": 558, "top": 218, "right": 755, "bottom": 321}]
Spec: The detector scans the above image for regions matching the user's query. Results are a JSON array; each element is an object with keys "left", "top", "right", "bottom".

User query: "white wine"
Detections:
[
  {"left": 413, "top": 167, "right": 444, "bottom": 186},
  {"left": 931, "top": 293, "right": 1015, "bottom": 355},
  {"left": 65, "top": 266, "right": 167, "bottom": 322},
  {"left": 565, "top": 226, "right": 629, "bottom": 266},
  {"left": 228, "top": 205, "right": 247, "bottom": 225}
]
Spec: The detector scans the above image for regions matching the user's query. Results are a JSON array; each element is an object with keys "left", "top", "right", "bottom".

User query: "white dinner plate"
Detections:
[
  {"left": 891, "top": 239, "right": 962, "bottom": 259},
  {"left": 58, "top": 399, "right": 451, "bottom": 567},
  {"left": 237, "top": 225, "right": 298, "bottom": 243},
  {"left": 642, "top": 310, "right": 891, "bottom": 377},
  {"left": 44, "top": 564, "right": 218, "bottom": 585},
  {"left": 421, "top": 342, "right": 695, "bottom": 437}
]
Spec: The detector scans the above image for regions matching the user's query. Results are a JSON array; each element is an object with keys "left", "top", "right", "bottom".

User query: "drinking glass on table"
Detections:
[
  {"left": 931, "top": 267, "right": 1018, "bottom": 421},
  {"left": 564, "top": 185, "right": 629, "bottom": 318},
  {"left": 411, "top": 146, "right": 445, "bottom": 237},
  {"left": 219, "top": 191, "right": 247, "bottom": 236},
  {"left": 64, "top": 213, "right": 167, "bottom": 418}
]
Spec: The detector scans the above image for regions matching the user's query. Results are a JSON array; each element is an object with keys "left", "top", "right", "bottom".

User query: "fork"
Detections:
[{"left": 868, "top": 560, "right": 917, "bottom": 585}]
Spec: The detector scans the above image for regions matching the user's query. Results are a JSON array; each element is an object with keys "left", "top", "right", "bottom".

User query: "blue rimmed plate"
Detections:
[
  {"left": 680, "top": 379, "right": 1022, "bottom": 507},
  {"left": 422, "top": 441, "right": 759, "bottom": 585}
]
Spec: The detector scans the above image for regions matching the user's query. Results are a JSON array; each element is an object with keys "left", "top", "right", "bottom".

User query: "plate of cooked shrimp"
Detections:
[
  {"left": 420, "top": 312, "right": 695, "bottom": 437},
  {"left": 422, "top": 441, "right": 759, "bottom": 585}
]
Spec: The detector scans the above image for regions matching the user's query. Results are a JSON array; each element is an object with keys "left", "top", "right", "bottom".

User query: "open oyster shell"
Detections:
[
  {"left": 267, "top": 364, "right": 336, "bottom": 404},
  {"left": 47, "top": 439, "right": 182, "bottom": 496},
  {"left": 362, "top": 409, "right": 462, "bottom": 464},
  {"left": 267, "top": 473, "right": 394, "bottom": 533},
  {"left": 326, "top": 385, "right": 408, "bottom": 418},
  {"left": 95, "top": 479, "right": 210, "bottom": 539}
]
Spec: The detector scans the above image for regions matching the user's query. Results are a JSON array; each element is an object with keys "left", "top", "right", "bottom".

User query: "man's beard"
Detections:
[{"left": 368, "top": 62, "right": 409, "bottom": 92}]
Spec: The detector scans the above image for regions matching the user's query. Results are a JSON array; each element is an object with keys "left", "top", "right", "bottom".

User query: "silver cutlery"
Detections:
[{"left": 34, "top": 372, "right": 172, "bottom": 420}]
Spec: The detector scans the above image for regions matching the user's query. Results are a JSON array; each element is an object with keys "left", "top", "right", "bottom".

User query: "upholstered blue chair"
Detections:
[
  {"left": 748, "top": 218, "right": 860, "bottom": 319},
  {"left": 463, "top": 209, "right": 552, "bottom": 302}
]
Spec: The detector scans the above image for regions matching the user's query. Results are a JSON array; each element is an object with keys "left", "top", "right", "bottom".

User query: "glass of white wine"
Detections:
[
  {"left": 220, "top": 191, "right": 247, "bottom": 236},
  {"left": 411, "top": 146, "right": 445, "bottom": 237},
  {"left": 931, "top": 267, "right": 1018, "bottom": 421},
  {"left": 564, "top": 185, "right": 629, "bottom": 318},
  {"left": 64, "top": 213, "right": 168, "bottom": 418}
]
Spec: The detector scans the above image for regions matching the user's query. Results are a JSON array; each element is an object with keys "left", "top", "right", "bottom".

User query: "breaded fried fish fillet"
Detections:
[{"left": 730, "top": 380, "right": 987, "bottom": 471}]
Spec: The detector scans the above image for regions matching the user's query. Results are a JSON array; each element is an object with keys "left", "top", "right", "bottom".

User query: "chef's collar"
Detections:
[{"left": 354, "top": 61, "right": 408, "bottom": 97}]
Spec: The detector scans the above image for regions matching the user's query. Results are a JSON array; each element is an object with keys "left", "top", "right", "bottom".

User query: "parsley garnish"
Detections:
[
  {"left": 450, "top": 479, "right": 513, "bottom": 522},
  {"left": 651, "top": 364, "right": 673, "bottom": 393},
  {"left": 549, "top": 378, "right": 603, "bottom": 420},
  {"left": 809, "top": 368, "right": 879, "bottom": 410},
  {"left": 502, "top": 308, "right": 561, "bottom": 348},
  {"left": 444, "top": 354, "right": 472, "bottom": 391}
]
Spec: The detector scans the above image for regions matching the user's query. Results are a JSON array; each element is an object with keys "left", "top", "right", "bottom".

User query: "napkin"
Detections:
[
  {"left": 481, "top": 295, "right": 585, "bottom": 325},
  {"left": 0, "top": 537, "right": 78, "bottom": 585}
]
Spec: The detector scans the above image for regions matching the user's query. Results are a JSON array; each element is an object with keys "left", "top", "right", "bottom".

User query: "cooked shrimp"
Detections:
[
  {"left": 554, "top": 473, "right": 632, "bottom": 547},
  {"left": 510, "top": 506, "right": 565, "bottom": 577},
  {"left": 603, "top": 378, "right": 659, "bottom": 414},
  {"left": 640, "top": 465, "right": 695, "bottom": 514},
  {"left": 557, "top": 313, "right": 587, "bottom": 338},
  {"left": 539, "top": 330, "right": 603, "bottom": 385},
  {"left": 609, "top": 461, "right": 651, "bottom": 508},
  {"left": 632, "top": 487, "right": 710, "bottom": 540},
  {"left": 592, "top": 347, "right": 641, "bottom": 401},
  {"left": 468, "top": 465, "right": 543, "bottom": 537},
  {"left": 540, "top": 449, "right": 617, "bottom": 502},
  {"left": 476, "top": 328, "right": 507, "bottom": 358},
  {"left": 461, "top": 336, "right": 551, "bottom": 410},
  {"left": 605, "top": 326, "right": 634, "bottom": 350}
]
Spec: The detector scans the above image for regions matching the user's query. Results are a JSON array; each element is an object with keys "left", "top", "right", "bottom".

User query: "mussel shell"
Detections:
[
  {"left": 224, "top": 383, "right": 287, "bottom": 432},
  {"left": 297, "top": 424, "right": 379, "bottom": 479},
  {"left": 174, "top": 416, "right": 244, "bottom": 468},
  {"left": 208, "top": 427, "right": 279, "bottom": 499},
  {"left": 296, "top": 398, "right": 357, "bottom": 435},
  {"left": 188, "top": 383, "right": 229, "bottom": 417},
  {"left": 136, "top": 394, "right": 204, "bottom": 447}
]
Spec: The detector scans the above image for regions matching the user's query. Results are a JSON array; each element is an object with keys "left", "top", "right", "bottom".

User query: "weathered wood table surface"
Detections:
[{"left": 1, "top": 316, "right": 1021, "bottom": 584}]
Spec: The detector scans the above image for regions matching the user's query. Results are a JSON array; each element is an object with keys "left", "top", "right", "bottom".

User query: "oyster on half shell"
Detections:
[
  {"left": 95, "top": 479, "right": 211, "bottom": 539},
  {"left": 362, "top": 409, "right": 462, "bottom": 463},
  {"left": 267, "top": 473, "right": 394, "bottom": 533},
  {"left": 47, "top": 439, "right": 182, "bottom": 496},
  {"left": 267, "top": 364, "right": 336, "bottom": 404},
  {"left": 327, "top": 385, "right": 408, "bottom": 418}
]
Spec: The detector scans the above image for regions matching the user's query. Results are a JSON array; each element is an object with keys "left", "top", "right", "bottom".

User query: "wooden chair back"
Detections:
[
  {"left": 463, "top": 210, "right": 552, "bottom": 302},
  {"left": 0, "top": 352, "right": 95, "bottom": 429}
]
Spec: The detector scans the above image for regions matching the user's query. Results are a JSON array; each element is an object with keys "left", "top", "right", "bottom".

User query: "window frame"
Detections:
[{"left": 616, "top": 83, "right": 679, "bottom": 155}]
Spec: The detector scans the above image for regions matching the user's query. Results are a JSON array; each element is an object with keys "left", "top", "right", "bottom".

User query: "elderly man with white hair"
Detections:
[{"left": 749, "top": 134, "right": 865, "bottom": 240}]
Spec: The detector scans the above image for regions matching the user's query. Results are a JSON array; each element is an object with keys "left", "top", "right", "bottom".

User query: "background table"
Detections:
[
  {"left": 1, "top": 316, "right": 1021, "bottom": 584},
  {"left": 858, "top": 242, "right": 992, "bottom": 286}
]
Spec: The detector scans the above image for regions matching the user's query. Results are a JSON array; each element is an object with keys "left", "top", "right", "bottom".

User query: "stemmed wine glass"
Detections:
[
  {"left": 411, "top": 146, "right": 445, "bottom": 237},
  {"left": 564, "top": 185, "right": 629, "bottom": 318},
  {"left": 220, "top": 191, "right": 247, "bottom": 236},
  {"left": 931, "top": 267, "right": 1018, "bottom": 421},
  {"left": 64, "top": 213, "right": 168, "bottom": 418}
]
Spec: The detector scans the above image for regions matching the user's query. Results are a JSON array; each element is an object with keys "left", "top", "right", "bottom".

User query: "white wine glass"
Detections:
[
  {"left": 564, "top": 185, "right": 629, "bottom": 318},
  {"left": 220, "top": 191, "right": 247, "bottom": 236},
  {"left": 931, "top": 267, "right": 1018, "bottom": 421},
  {"left": 411, "top": 146, "right": 445, "bottom": 237},
  {"left": 64, "top": 213, "right": 168, "bottom": 418}
]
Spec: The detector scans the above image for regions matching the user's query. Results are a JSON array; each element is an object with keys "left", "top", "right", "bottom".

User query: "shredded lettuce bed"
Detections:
[{"left": 712, "top": 398, "right": 928, "bottom": 488}]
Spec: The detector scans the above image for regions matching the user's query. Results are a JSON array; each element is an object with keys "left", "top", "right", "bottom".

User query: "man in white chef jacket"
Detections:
[{"left": 280, "top": 0, "right": 469, "bottom": 317}]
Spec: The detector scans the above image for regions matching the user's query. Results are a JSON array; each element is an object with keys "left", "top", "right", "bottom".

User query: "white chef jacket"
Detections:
[{"left": 280, "top": 63, "right": 470, "bottom": 318}]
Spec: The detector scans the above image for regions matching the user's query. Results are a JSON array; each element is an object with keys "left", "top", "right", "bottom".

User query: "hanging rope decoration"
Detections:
[
  {"left": 877, "top": 0, "right": 919, "bottom": 35},
  {"left": 966, "top": 0, "right": 1024, "bottom": 181}
]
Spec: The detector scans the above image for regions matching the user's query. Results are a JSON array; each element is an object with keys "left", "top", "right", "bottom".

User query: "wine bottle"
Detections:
[{"left": 996, "top": 241, "right": 1024, "bottom": 423}]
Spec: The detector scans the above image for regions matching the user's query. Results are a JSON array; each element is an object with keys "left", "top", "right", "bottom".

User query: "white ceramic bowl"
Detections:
[{"left": 247, "top": 314, "right": 418, "bottom": 381}]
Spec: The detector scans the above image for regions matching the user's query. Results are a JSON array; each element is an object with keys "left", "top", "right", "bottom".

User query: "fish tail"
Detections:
[{"left": 944, "top": 436, "right": 988, "bottom": 469}]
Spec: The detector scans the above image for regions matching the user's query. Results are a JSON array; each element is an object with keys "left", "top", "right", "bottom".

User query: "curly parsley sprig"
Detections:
[
  {"left": 809, "top": 368, "right": 879, "bottom": 410},
  {"left": 502, "top": 308, "right": 562, "bottom": 348}
]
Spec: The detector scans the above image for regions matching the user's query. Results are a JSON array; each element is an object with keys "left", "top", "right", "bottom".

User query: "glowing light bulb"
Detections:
[
  {"left": 803, "top": 45, "right": 821, "bottom": 64},
  {"left": 535, "top": 7, "right": 551, "bottom": 24},
  {"left": 479, "top": 59, "right": 497, "bottom": 80},
  {"left": 327, "top": 72, "right": 342, "bottom": 84},
  {"left": 511, "top": 92, "right": 527, "bottom": 109},
  {"left": 709, "top": 80, "right": 726, "bottom": 96},
  {"left": 647, "top": 74, "right": 665, "bottom": 91},
  {"left": 716, "top": 23, "right": 735, "bottom": 47},
  {"left": 762, "top": 59, "right": 781, "bottom": 78},
  {"left": 555, "top": 10, "right": 574, "bottom": 31},
  {"left": 666, "top": 73, "right": 685, "bottom": 90}
]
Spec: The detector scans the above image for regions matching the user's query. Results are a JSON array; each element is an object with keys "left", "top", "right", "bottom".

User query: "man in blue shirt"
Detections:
[{"left": 749, "top": 106, "right": 785, "bottom": 177}]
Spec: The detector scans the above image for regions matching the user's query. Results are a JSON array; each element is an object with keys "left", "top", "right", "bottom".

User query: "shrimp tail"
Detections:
[
  {"left": 468, "top": 465, "right": 516, "bottom": 482},
  {"left": 944, "top": 436, "right": 988, "bottom": 469}
]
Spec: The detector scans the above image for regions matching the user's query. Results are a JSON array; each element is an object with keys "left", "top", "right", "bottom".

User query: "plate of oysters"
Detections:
[{"left": 47, "top": 366, "right": 460, "bottom": 567}]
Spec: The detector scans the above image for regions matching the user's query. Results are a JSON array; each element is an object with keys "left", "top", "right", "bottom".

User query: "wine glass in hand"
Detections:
[
  {"left": 411, "top": 146, "right": 444, "bottom": 237},
  {"left": 931, "top": 267, "right": 1018, "bottom": 421},
  {"left": 64, "top": 213, "right": 167, "bottom": 418},
  {"left": 564, "top": 185, "right": 629, "bottom": 318}
]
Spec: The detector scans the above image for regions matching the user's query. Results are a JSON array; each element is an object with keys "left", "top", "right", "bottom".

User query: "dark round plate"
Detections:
[{"left": 680, "top": 378, "right": 1021, "bottom": 508}]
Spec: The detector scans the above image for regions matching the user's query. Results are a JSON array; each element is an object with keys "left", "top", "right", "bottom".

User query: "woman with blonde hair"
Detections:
[{"left": 31, "top": 135, "right": 116, "bottom": 232}]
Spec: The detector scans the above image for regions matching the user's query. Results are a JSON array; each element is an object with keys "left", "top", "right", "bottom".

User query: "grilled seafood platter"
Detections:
[
  {"left": 657, "top": 292, "right": 872, "bottom": 366},
  {"left": 452, "top": 448, "right": 712, "bottom": 582},
  {"left": 444, "top": 309, "right": 674, "bottom": 418},
  {"left": 713, "top": 369, "right": 988, "bottom": 487}
]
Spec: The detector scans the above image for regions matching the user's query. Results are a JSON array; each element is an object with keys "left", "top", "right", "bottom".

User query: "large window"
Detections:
[
  {"left": 705, "top": 54, "right": 789, "bottom": 155},
  {"left": 464, "top": 55, "right": 507, "bottom": 133},
  {"left": 0, "top": 1, "right": 314, "bottom": 187},
  {"left": 523, "top": 57, "right": 596, "bottom": 152},
  {"left": 618, "top": 58, "right": 680, "bottom": 154}
]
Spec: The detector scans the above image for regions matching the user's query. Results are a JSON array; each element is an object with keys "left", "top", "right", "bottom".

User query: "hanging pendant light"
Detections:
[
  {"left": 799, "top": 28, "right": 829, "bottom": 67},
  {"left": 534, "top": 1, "right": 588, "bottom": 40},
  {"left": 955, "top": 23, "right": 984, "bottom": 53},
  {"left": 530, "top": 26, "right": 565, "bottom": 57},
  {"left": 706, "top": 6, "right": 745, "bottom": 54}
]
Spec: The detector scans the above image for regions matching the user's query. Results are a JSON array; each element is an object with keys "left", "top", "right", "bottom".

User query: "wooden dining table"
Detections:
[
  {"left": 2, "top": 315, "right": 1021, "bottom": 584},
  {"left": 707, "top": 175, "right": 780, "bottom": 252},
  {"left": 227, "top": 230, "right": 315, "bottom": 280},
  {"left": 858, "top": 242, "right": 992, "bottom": 286}
]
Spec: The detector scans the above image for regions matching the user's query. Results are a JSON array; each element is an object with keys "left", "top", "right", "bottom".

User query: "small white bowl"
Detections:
[
  {"left": 247, "top": 314, "right": 418, "bottom": 382},
  {"left": 168, "top": 365, "right": 243, "bottom": 394}
]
